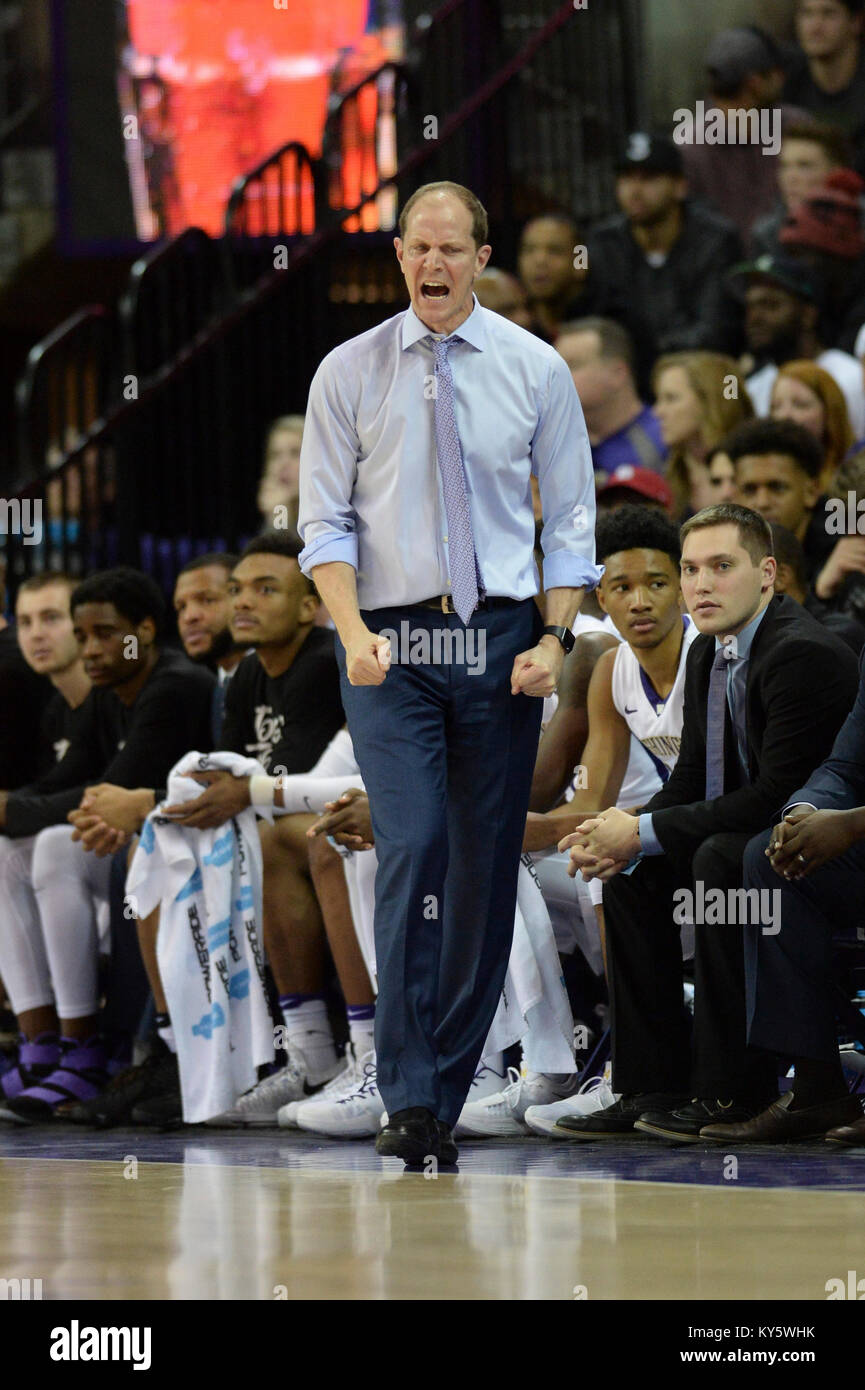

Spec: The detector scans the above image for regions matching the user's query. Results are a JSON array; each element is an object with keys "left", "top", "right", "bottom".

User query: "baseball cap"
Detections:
[
  {"left": 615, "top": 133, "right": 683, "bottom": 178},
  {"left": 779, "top": 169, "right": 865, "bottom": 260},
  {"left": 705, "top": 27, "right": 779, "bottom": 93},
  {"left": 598, "top": 466, "right": 674, "bottom": 508},
  {"left": 726, "top": 253, "right": 819, "bottom": 303}
]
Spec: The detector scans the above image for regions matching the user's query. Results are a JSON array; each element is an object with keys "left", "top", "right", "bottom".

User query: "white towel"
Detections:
[
  {"left": 126, "top": 751, "right": 275, "bottom": 1123},
  {"left": 484, "top": 856, "right": 577, "bottom": 1073}
]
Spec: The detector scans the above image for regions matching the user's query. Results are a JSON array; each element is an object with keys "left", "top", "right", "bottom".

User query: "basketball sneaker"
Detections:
[
  {"left": 524, "top": 1066, "right": 619, "bottom": 1138},
  {"left": 278, "top": 1049, "right": 355, "bottom": 1128},
  {"left": 455, "top": 1066, "right": 583, "bottom": 1138},
  {"left": 0, "top": 1034, "right": 59, "bottom": 1103},
  {"left": 3, "top": 1036, "right": 108, "bottom": 1122},
  {"left": 58, "top": 1040, "right": 179, "bottom": 1128},
  {"left": 294, "top": 1051, "right": 383, "bottom": 1137},
  {"left": 466, "top": 1054, "right": 509, "bottom": 1101},
  {"left": 206, "top": 1042, "right": 341, "bottom": 1127}
]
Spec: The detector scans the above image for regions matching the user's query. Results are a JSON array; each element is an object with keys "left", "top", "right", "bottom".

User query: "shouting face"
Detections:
[{"left": 395, "top": 191, "right": 491, "bottom": 337}]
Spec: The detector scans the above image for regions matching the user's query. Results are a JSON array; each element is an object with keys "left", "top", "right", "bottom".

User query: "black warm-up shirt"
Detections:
[
  {"left": 219, "top": 627, "right": 344, "bottom": 774},
  {"left": 5, "top": 648, "right": 215, "bottom": 838},
  {"left": 0, "top": 626, "right": 53, "bottom": 790},
  {"left": 30, "top": 689, "right": 92, "bottom": 783}
]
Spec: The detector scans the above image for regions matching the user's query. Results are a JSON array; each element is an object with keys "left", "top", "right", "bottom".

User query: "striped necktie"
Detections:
[{"left": 432, "top": 335, "right": 480, "bottom": 624}]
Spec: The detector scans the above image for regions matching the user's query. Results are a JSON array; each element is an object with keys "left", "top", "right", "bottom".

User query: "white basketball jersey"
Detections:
[
  {"left": 559, "top": 611, "right": 660, "bottom": 808},
  {"left": 611, "top": 616, "right": 698, "bottom": 786}
]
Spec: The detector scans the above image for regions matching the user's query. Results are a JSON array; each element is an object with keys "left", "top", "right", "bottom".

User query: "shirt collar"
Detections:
[
  {"left": 713, "top": 602, "right": 769, "bottom": 661},
  {"left": 400, "top": 294, "right": 487, "bottom": 352}
]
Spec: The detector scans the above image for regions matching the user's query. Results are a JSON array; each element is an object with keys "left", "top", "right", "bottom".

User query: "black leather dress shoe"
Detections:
[
  {"left": 436, "top": 1121, "right": 458, "bottom": 1165},
  {"left": 555, "top": 1092, "right": 687, "bottom": 1139},
  {"left": 635, "top": 1098, "right": 764, "bottom": 1144},
  {"left": 376, "top": 1107, "right": 440, "bottom": 1162}
]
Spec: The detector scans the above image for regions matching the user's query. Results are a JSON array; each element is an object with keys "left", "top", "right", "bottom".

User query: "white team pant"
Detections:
[
  {"left": 0, "top": 836, "right": 53, "bottom": 1014},
  {"left": 29, "top": 825, "right": 113, "bottom": 1019}
]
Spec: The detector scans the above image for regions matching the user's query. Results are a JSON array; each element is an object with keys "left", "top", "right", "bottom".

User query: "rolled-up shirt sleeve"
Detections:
[
  {"left": 298, "top": 352, "right": 362, "bottom": 577},
  {"left": 533, "top": 353, "right": 603, "bottom": 592}
]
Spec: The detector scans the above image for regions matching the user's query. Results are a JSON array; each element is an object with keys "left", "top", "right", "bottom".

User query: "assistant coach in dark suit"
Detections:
[
  {"left": 556, "top": 503, "right": 859, "bottom": 1142},
  {"left": 702, "top": 649, "right": 865, "bottom": 1146}
]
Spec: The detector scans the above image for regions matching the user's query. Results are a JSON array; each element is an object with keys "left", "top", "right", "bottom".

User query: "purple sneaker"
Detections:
[
  {"left": 5, "top": 1036, "right": 108, "bottom": 1122},
  {"left": 0, "top": 1034, "right": 60, "bottom": 1102}
]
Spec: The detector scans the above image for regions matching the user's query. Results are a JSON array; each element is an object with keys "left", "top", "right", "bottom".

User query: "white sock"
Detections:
[
  {"left": 279, "top": 996, "right": 338, "bottom": 1083},
  {"left": 347, "top": 1006, "right": 375, "bottom": 1057}
]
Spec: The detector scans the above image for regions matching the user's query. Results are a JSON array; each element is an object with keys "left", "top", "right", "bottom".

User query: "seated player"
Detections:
[
  {"left": 173, "top": 552, "right": 245, "bottom": 733},
  {"left": 0, "top": 573, "right": 91, "bottom": 1104},
  {"left": 211, "top": 726, "right": 379, "bottom": 1131},
  {"left": 0, "top": 561, "right": 53, "bottom": 792},
  {"left": 557, "top": 503, "right": 858, "bottom": 1142},
  {"left": 0, "top": 568, "right": 215, "bottom": 1121},
  {"left": 481, "top": 507, "right": 699, "bottom": 1137},
  {"left": 59, "top": 553, "right": 244, "bottom": 1127},
  {"left": 69, "top": 535, "right": 346, "bottom": 1124}
]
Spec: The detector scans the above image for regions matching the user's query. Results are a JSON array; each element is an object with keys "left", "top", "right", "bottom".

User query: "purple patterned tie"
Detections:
[
  {"left": 432, "top": 336, "right": 480, "bottom": 623},
  {"left": 705, "top": 646, "right": 730, "bottom": 798}
]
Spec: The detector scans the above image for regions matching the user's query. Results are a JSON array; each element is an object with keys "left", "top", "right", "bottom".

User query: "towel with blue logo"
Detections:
[{"left": 126, "top": 751, "right": 275, "bottom": 1123}]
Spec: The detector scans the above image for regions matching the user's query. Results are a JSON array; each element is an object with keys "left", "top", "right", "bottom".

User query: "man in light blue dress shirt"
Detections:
[{"left": 298, "top": 181, "right": 600, "bottom": 1163}]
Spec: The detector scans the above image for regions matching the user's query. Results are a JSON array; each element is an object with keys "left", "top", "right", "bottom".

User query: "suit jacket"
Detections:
[
  {"left": 789, "top": 646, "right": 865, "bottom": 811},
  {"left": 645, "top": 595, "right": 859, "bottom": 861}
]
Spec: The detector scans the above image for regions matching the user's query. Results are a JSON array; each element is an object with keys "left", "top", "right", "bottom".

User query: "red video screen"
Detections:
[{"left": 105, "top": 0, "right": 404, "bottom": 241}]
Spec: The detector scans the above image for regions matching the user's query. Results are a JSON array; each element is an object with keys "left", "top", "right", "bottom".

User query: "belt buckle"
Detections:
[{"left": 441, "top": 594, "right": 454, "bottom": 614}]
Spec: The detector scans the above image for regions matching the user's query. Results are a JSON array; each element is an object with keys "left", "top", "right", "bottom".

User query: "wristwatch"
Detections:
[{"left": 542, "top": 625, "right": 576, "bottom": 654}]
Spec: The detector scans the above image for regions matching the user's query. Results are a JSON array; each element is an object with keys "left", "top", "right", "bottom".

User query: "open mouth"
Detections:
[{"left": 421, "top": 281, "right": 449, "bottom": 300}]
